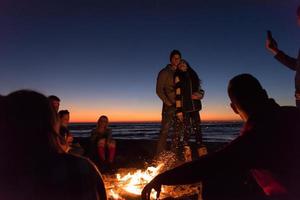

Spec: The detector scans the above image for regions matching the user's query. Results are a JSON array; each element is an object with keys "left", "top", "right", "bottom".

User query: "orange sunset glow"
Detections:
[{"left": 62, "top": 101, "right": 240, "bottom": 123}]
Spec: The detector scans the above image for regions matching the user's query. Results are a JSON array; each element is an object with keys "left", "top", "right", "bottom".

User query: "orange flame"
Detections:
[{"left": 106, "top": 164, "right": 164, "bottom": 199}]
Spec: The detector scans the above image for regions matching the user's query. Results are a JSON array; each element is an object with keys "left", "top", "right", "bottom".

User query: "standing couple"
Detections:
[{"left": 156, "top": 49, "right": 207, "bottom": 161}]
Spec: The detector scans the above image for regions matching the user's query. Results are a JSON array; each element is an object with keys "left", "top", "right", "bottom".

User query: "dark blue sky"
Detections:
[{"left": 0, "top": 0, "right": 299, "bottom": 121}]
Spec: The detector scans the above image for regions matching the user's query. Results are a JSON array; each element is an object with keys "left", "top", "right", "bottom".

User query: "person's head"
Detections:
[
  {"left": 48, "top": 95, "right": 60, "bottom": 113},
  {"left": 169, "top": 50, "right": 181, "bottom": 67},
  {"left": 178, "top": 59, "right": 189, "bottom": 72},
  {"left": 97, "top": 115, "right": 109, "bottom": 129},
  {"left": 297, "top": 6, "right": 300, "bottom": 26},
  {"left": 1, "top": 90, "right": 61, "bottom": 160},
  {"left": 58, "top": 110, "right": 70, "bottom": 127},
  {"left": 228, "top": 74, "right": 268, "bottom": 121}
]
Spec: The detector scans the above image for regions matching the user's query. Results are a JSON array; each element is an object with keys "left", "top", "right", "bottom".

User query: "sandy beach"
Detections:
[{"left": 77, "top": 137, "right": 228, "bottom": 170}]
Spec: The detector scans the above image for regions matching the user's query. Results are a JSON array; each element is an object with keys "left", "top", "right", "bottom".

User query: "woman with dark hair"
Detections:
[
  {"left": 174, "top": 59, "right": 207, "bottom": 160},
  {"left": 0, "top": 90, "right": 107, "bottom": 200}
]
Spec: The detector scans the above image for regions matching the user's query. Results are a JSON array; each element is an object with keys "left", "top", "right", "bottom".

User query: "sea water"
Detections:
[{"left": 69, "top": 121, "right": 242, "bottom": 143}]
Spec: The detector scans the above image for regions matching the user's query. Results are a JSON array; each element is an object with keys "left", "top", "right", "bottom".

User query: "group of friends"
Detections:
[
  {"left": 1, "top": 5, "right": 300, "bottom": 200},
  {"left": 48, "top": 95, "right": 116, "bottom": 168}
]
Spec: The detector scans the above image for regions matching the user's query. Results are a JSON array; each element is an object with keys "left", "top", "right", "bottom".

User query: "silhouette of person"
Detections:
[{"left": 0, "top": 90, "right": 107, "bottom": 200}]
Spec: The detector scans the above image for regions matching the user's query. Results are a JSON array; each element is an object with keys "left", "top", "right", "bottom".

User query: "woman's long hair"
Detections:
[{"left": 180, "top": 59, "right": 202, "bottom": 91}]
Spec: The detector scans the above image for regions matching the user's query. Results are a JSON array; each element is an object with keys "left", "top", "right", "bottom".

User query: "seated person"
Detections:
[
  {"left": 142, "top": 74, "right": 300, "bottom": 200},
  {"left": 58, "top": 110, "right": 84, "bottom": 156},
  {"left": 0, "top": 90, "right": 107, "bottom": 200},
  {"left": 90, "top": 115, "right": 116, "bottom": 166}
]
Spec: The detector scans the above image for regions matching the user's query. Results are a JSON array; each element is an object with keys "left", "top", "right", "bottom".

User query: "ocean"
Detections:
[{"left": 69, "top": 121, "right": 243, "bottom": 143}]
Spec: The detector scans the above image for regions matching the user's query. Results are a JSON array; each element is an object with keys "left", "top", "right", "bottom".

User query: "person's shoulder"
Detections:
[{"left": 158, "top": 64, "right": 171, "bottom": 74}]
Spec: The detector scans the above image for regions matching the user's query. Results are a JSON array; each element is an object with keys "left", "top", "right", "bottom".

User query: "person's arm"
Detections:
[
  {"left": 156, "top": 70, "right": 173, "bottom": 106},
  {"left": 275, "top": 51, "right": 298, "bottom": 71},
  {"left": 265, "top": 36, "right": 297, "bottom": 71},
  {"left": 158, "top": 136, "right": 254, "bottom": 185},
  {"left": 83, "top": 157, "right": 107, "bottom": 200},
  {"left": 142, "top": 132, "right": 257, "bottom": 200}
]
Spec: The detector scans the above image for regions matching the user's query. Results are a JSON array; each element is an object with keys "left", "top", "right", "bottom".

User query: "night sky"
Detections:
[{"left": 1, "top": 0, "right": 299, "bottom": 122}]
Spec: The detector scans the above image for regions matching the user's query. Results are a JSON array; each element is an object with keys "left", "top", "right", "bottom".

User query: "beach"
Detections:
[
  {"left": 72, "top": 122, "right": 244, "bottom": 200},
  {"left": 71, "top": 121, "right": 241, "bottom": 169}
]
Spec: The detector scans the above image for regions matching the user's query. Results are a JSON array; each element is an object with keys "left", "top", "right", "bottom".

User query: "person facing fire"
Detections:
[
  {"left": 174, "top": 59, "right": 207, "bottom": 161},
  {"left": 142, "top": 74, "right": 300, "bottom": 200},
  {"left": 90, "top": 115, "right": 116, "bottom": 167}
]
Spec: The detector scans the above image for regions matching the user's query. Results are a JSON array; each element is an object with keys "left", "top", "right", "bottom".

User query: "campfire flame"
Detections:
[
  {"left": 104, "top": 151, "right": 200, "bottom": 199},
  {"left": 106, "top": 164, "right": 164, "bottom": 199}
]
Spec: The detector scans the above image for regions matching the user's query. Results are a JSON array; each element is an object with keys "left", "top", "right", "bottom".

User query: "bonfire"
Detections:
[{"left": 103, "top": 152, "right": 202, "bottom": 200}]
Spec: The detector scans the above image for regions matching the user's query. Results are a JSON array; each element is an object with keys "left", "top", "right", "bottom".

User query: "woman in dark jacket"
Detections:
[{"left": 174, "top": 59, "right": 207, "bottom": 160}]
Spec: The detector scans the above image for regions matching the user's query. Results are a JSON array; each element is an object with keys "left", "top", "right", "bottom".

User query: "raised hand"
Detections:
[{"left": 266, "top": 34, "right": 279, "bottom": 55}]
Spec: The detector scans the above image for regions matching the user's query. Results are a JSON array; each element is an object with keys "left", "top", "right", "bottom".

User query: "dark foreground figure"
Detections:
[
  {"left": 0, "top": 90, "right": 107, "bottom": 200},
  {"left": 266, "top": 5, "right": 300, "bottom": 108},
  {"left": 142, "top": 74, "right": 300, "bottom": 200}
]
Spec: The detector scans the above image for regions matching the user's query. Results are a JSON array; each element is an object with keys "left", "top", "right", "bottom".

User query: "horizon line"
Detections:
[{"left": 70, "top": 119, "right": 243, "bottom": 123}]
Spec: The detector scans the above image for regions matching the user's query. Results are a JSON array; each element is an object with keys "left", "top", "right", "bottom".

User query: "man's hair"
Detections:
[
  {"left": 228, "top": 74, "right": 268, "bottom": 112},
  {"left": 48, "top": 95, "right": 60, "bottom": 102},
  {"left": 169, "top": 49, "right": 181, "bottom": 61},
  {"left": 297, "top": 5, "right": 300, "bottom": 17},
  {"left": 58, "top": 110, "right": 69, "bottom": 118}
]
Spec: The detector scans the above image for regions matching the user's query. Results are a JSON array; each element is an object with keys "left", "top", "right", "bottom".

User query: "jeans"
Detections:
[{"left": 156, "top": 105, "right": 176, "bottom": 155}]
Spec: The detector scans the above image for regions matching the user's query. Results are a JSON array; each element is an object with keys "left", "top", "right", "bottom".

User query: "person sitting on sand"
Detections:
[
  {"left": 58, "top": 110, "right": 84, "bottom": 156},
  {"left": 142, "top": 74, "right": 300, "bottom": 200},
  {"left": 0, "top": 90, "right": 107, "bottom": 200},
  {"left": 174, "top": 59, "right": 207, "bottom": 161},
  {"left": 90, "top": 115, "right": 116, "bottom": 166}
]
